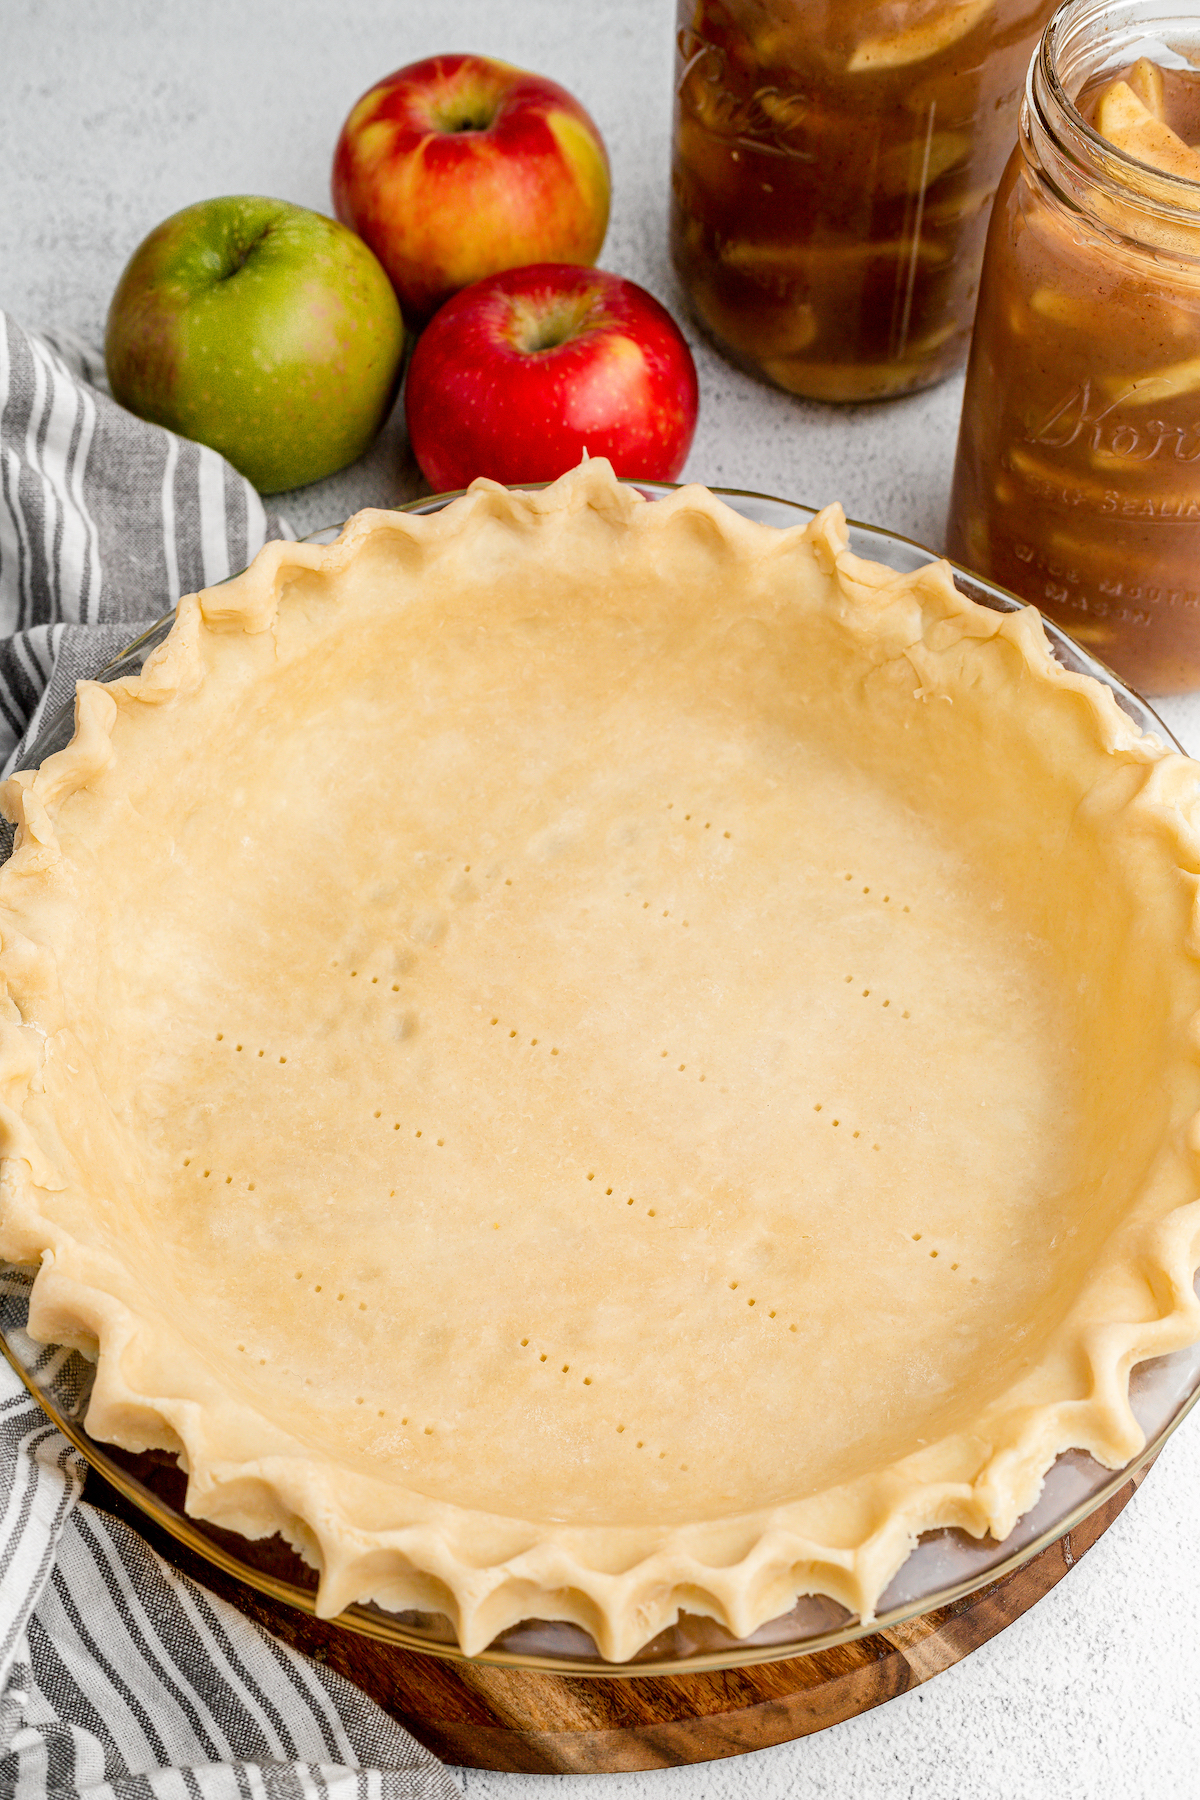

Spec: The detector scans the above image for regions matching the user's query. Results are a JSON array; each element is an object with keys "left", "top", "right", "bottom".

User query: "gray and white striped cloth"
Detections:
[{"left": 0, "top": 314, "right": 461, "bottom": 1800}]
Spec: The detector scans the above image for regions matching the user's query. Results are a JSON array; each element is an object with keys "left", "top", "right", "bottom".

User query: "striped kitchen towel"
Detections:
[
  {"left": 0, "top": 315, "right": 461, "bottom": 1800},
  {"left": 0, "top": 314, "right": 291, "bottom": 775}
]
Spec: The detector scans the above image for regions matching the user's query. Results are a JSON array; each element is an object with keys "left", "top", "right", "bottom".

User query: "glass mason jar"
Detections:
[
  {"left": 670, "top": 0, "right": 1058, "bottom": 403},
  {"left": 947, "top": 1, "right": 1200, "bottom": 694}
]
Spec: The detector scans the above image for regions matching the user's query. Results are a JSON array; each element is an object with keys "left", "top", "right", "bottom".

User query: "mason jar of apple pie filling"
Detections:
[
  {"left": 670, "top": 0, "right": 1057, "bottom": 402},
  {"left": 947, "top": 0, "right": 1200, "bottom": 693}
]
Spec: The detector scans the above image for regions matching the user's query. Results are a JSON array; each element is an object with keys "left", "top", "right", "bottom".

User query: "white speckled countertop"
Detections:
[{"left": 4, "top": 2, "right": 1198, "bottom": 1793}]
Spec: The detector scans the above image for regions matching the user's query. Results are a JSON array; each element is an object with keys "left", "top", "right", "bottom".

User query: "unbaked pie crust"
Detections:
[{"left": 1, "top": 461, "right": 1198, "bottom": 1660}]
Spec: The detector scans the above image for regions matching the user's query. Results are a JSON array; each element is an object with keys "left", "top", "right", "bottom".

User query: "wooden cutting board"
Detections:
[{"left": 81, "top": 1459, "right": 1149, "bottom": 1773}]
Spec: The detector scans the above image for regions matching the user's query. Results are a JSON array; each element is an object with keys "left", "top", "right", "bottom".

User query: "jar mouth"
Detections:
[{"left": 1029, "top": 0, "right": 1200, "bottom": 236}]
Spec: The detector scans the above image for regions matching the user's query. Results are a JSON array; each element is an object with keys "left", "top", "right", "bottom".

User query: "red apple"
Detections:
[
  {"left": 404, "top": 265, "right": 699, "bottom": 491},
  {"left": 332, "top": 54, "right": 610, "bottom": 328}
]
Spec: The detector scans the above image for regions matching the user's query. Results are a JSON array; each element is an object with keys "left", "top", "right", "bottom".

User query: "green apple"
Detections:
[{"left": 105, "top": 196, "right": 405, "bottom": 493}]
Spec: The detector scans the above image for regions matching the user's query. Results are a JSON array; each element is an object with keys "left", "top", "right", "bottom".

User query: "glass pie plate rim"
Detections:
[{"left": 3, "top": 478, "right": 1197, "bottom": 1679}]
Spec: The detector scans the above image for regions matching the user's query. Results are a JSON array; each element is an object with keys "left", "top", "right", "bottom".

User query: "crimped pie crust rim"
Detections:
[{"left": 0, "top": 461, "right": 1198, "bottom": 1662}]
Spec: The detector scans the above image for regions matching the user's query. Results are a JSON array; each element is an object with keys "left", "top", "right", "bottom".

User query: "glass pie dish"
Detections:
[{"left": 1, "top": 481, "right": 1197, "bottom": 1677}]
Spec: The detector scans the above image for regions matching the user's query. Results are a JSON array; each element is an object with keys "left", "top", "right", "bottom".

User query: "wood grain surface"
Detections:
[{"left": 80, "top": 1460, "right": 1150, "bottom": 1773}]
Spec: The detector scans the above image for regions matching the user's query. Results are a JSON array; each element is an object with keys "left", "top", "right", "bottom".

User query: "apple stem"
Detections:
[
  {"left": 507, "top": 292, "right": 611, "bottom": 355},
  {"left": 432, "top": 85, "right": 501, "bottom": 135}
]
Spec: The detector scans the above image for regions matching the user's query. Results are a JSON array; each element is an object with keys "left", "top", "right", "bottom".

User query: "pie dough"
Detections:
[{"left": 1, "top": 460, "right": 1198, "bottom": 1661}]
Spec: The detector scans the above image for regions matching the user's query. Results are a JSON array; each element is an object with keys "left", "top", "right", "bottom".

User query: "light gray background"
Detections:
[{"left": 3, "top": 3, "right": 1198, "bottom": 1796}]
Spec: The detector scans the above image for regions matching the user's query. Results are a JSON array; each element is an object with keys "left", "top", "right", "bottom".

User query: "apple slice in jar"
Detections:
[
  {"left": 1126, "top": 55, "right": 1166, "bottom": 121},
  {"left": 922, "top": 185, "right": 996, "bottom": 227},
  {"left": 1085, "top": 67, "right": 1200, "bottom": 254},
  {"left": 1027, "top": 286, "right": 1096, "bottom": 328},
  {"left": 875, "top": 131, "right": 972, "bottom": 196},
  {"left": 846, "top": 0, "right": 994, "bottom": 73},
  {"left": 734, "top": 0, "right": 814, "bottom": 69},
  {"left": 1100, "top": 353, "right": 1200, "bottom": 407},
  {"left": 762, "top": 321, "right": 959, "bottom": 399},
  {"left": 1094, "top": 79, "right": 1200, "bottom": 182},
  {"left": 718, "top": 237, "right": 951, "bottom": 278},
  {"left": 690, "top": 273, "right": 819, "bottom": 358}
]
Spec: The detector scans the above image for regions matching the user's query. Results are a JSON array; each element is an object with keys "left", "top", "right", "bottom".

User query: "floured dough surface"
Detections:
[
  {"left": 5, "top": 466, "right": 1198, "bottom": 1655},
  {"left": 55, "top": 551, "right": 1079, "bottom": 1526}
]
